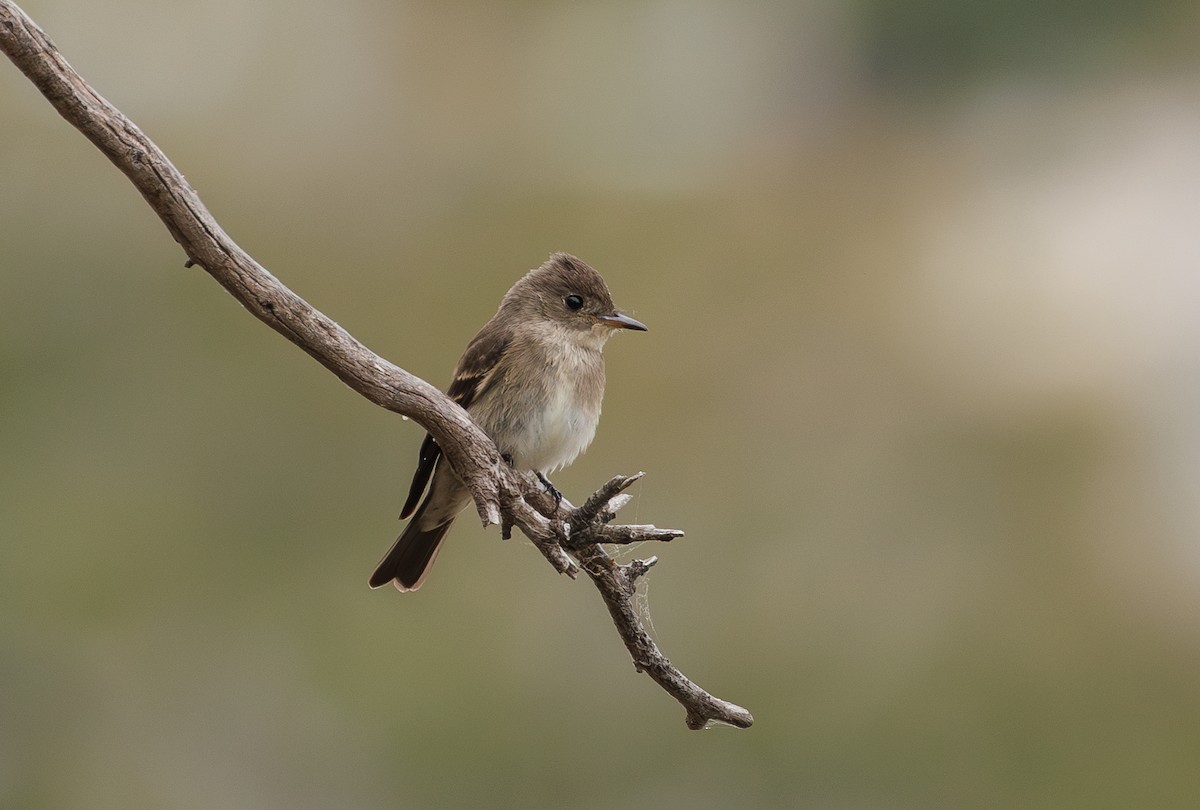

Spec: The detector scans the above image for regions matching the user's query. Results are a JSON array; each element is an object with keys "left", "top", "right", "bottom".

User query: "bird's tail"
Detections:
[{"left": 368, "top": 503, "right": 455, "bottom": 591}]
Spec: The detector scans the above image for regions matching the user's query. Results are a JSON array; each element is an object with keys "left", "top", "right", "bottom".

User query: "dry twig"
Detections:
[{"left": 0, "top": 0, "right": 752, "bottom": 730}]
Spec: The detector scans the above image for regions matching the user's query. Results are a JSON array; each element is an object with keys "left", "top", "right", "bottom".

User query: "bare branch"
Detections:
[
  {"left": 0, "top": 0, "right": 751, "bottom": 730},
  {"left": 0, "top": 0, "right": 505, "bottom": 528},
  {"left": 516, "top": 472, "right": 751, "bottom": 728},
  {"left": 571, "top": 472, "right": 646, "bottom": 529}
]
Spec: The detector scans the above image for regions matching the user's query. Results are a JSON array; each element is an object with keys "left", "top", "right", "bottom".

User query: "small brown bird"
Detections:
[{"left": 369, "top": 253, "right": 647, "bottom": 591}]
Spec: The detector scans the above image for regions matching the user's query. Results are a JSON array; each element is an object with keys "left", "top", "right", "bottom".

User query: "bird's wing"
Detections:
[
  {"left": 444, "top": 327, "right": 509, "bottom": 412},
  {"left": 400, "top": 328, "right": 510, "bottom": 519}
]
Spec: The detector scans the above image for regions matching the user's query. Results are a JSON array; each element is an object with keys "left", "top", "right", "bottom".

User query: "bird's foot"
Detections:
[
  {"left": 537, "top": 472, "right": 563, "bottom": 511},
  {"left": 537, "top": 473, "right": 569, "bottom": 543}
]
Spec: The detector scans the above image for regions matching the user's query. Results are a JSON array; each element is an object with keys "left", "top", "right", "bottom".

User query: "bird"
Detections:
[{"left": 368, "top": 253, "right": 647, "bottom": 591}]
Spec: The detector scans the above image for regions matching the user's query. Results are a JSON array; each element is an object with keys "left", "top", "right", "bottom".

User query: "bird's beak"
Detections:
[{"left": 599, "top": 312, "right": 648, "bottom": 331}]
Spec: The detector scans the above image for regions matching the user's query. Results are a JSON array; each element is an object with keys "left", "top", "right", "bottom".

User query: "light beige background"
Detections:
[{"left": 3, "top": 1, "right": 1200, "bottom": 807}]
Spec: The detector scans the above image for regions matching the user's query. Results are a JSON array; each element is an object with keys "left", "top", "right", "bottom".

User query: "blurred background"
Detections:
[{"left": 3, "top": 0, "right": 1200, "bottom": 807}]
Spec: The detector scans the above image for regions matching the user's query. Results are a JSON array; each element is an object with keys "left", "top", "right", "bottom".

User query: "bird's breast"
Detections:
[
  {"left": 477, "top": 340, "right": 605, "bottom": 474},
  {"left": 525, "top": 374, "right": 600, "bottom": 472}
]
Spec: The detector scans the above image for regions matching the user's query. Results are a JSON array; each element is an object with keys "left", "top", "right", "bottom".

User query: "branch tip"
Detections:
[{"left": 628, "top": 556, "right": 657, "bottom": 582}]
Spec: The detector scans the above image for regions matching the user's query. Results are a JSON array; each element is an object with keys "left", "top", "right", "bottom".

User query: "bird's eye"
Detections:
[{"left": 564, "top": 294, "right": 584, "bottom": 311}]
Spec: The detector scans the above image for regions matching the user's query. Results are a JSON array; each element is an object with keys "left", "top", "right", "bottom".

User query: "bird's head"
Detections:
[{"left": 505, "top": 253, "right": 647, "bottom": 346}]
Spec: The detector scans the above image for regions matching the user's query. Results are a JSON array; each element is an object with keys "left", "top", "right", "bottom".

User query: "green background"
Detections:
[{"left": 3, "top": 1, "right": 1200, "bottom": 807}]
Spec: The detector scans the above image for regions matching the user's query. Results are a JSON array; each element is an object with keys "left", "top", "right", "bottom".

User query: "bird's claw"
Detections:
[{"left": 536, "top": 472, "right": 563, "bottom": 510}]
